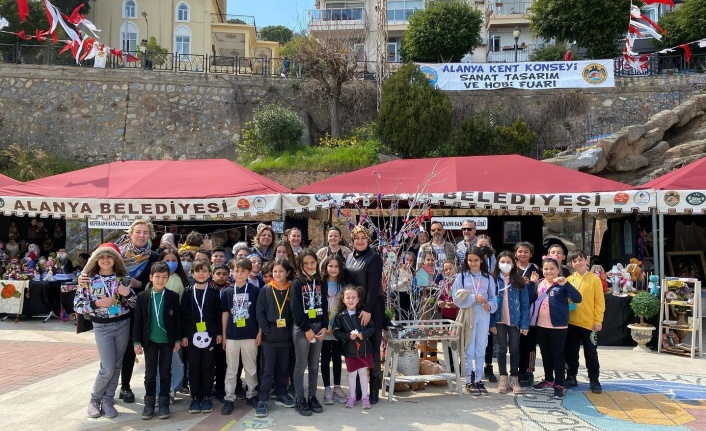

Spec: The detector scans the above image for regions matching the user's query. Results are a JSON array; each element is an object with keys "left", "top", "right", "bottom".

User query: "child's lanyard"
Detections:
[
  {"left": 193, "top": 287, "right": 206, "bottom": 323},
  {"left": 152, "top": 290, "right": 165, "bottom": 332},
  {"left": 519, "top": 265, "right": 531, "bottom": 279},
  {"left": 469, "top": 273, "right": 481, "bottom": 296},
  {"left": 272, "top": 287, "right": 289, "bottom": 321},
  {"left": 308, "top": 279, "right": 316, "bottom": 309},
  {"left": 98, "top": 275, "right": 116, "bottom": 301},
  {"left": 167, "top": 274, "right": 176, "bottom": 292},
  {"left": 234, "top": 285, "right": 248, "bottom": 317},
  {"left": 572, "top": 273, "right": 586, "bottom": 291}
]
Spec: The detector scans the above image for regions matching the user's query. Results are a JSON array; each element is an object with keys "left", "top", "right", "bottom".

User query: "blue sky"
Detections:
[{"left": 227, "top": 0, "right": 316, "bottom": 31}]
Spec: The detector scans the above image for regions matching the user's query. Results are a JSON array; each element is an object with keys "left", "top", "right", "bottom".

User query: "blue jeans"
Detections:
[
  {"left": 91, "top": 319, "right": 130, "bottom": 403},
  {"left": 156, "top": 350, "right": 183, "bottom": 394}
]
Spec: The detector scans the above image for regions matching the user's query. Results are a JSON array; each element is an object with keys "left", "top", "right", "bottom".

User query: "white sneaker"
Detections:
[{"left": 169, "top": 390, "right": 176, "bottom": 405}]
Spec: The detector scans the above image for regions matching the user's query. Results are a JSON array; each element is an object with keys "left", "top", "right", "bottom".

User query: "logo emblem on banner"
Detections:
[
  {"left": 686, "top": 192, "right": 705, "bottom": 206},
  {"left": 297, "top": 196, "right": 311, "bottom": 206},
  {"left": 420, "top": 66, "right": 439, "bottom": 86},
  {"left": 237, "top": 198, "right": 250, "bottom": 210},
  {"left": 314, "top": 194, "right": 332, "bottom": 202},
  {"left": 253, "top": 196, "right": 267, "bottom": 210},
  {"left": 613, "top": 192, "right": 629, "bottom": 205},
  {"left": 0, "top": 197, "right": 4, "bottom": 208},
  {"left": 633, "top": 191, "right": 650, "bottom": 205},
  {"left": 582, "top": 63, "right": 608, "bottom": 85},
  {"left": 664, "top": 191, "right": 680, "bottom": 207}
]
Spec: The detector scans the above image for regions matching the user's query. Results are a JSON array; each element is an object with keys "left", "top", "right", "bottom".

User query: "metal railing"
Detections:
[
  {"left": 614, "top": 53, "right": 706, "bottom": 76},
  {"left": 487, "top": 46, "right": 534, "bottom": 62},
  {"left": 309, "top": 8, "right": 365, "bottom": 22},
  {"left": 210, "top": 14, "right": 256, "bottom": 27},
  {"left": 387, "top": 8, "right": 421, "bottom": 22},
  {"left": 490, "top": 1, "right": 532, "bottom": 16}
]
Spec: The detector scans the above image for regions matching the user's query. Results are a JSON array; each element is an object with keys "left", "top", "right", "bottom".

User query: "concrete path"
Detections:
[{"left": 1, "top": 317, "right": 705, "bottom": 431}]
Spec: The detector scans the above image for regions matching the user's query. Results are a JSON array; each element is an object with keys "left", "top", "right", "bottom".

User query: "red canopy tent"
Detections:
[
  {"left": 287, "top": 155, "right": 643, "bottom": 214},
  {"left": 639, "top": 157, "right": 706, "bottom": 214},
  {"left": 0, "top": 173, "right": 20, "bottom": 188},
  {"left": 0, "top": 159, "right": 290, "bottom": 220}
]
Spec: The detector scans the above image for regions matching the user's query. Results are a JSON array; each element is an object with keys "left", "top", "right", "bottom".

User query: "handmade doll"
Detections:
[
  {"left": 8, "top": 221, "right": 19, "bottom": 240},
  {"left": 590, "top": 265, "right": 608, "bottom": 293},
  {"left": 6, "top": 239, "right": 19, "bottom": 258}
]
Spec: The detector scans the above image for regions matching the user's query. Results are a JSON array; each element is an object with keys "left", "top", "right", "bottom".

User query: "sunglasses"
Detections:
[{"left": 462, "top": 228, "right": 475, "bottom": 231}]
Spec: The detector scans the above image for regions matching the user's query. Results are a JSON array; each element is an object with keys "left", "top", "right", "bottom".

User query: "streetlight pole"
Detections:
[
  {"left": 513, "top": 26, "right": 520, "bottom": 62},
  {"left": 141, "top": 10, "right": 148, "bottom": 41}
]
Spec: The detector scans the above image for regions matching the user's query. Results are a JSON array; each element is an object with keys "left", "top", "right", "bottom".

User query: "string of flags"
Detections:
[
  {"left": 0, "top": 1, "right": 139, "bottom": 66},
  {"left": 623, "top": 0, "right": 706, "bottom": 72}
]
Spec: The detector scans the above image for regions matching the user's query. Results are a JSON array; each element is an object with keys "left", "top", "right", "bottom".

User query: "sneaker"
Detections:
[
  {"left": 201, "top": 397, "right": 213, "bottom": 413},
  {"left": 295, "top": 397, "right": 312, "bottom": 416},
  {"left": 465, "top": 382, "right": 478, "bottom": 395},
  {"left": 247, "top": 396, "right": 259, "bottom": 409},
  {"left": 345, "top": 397, "right": 356, "bottom": 408},
  {"left": 533, "top": 380, "right": 555, "bottom": 390},
  {"left": 510, "top": 376, "right": 523, "bottom": 395},
  {"left": 484, "top": 365, "right": 497, "bottom": 383},
  {"left": 87, "top": 400, "right": 102, "bottom": 418},
  {"left": 101, "top": 400, "right": 118, "bottom": 418},
  {"left": 324, "top": 387, "right": 334, "bottom": 405},
  {"left": 590, "top": 379, "right": 603, "bottom": 394},
  {"left": 361, "top": 397, "right": 371, "bottom": 409},
  {"left": 308, "top": 396, "right": 323, "bottom": 413},
  {"left": 553, "top": 385, "right": 565, "bottom": 400},
  {"left": 564, "top": 375, "right": 578, "bottom": 388},
  {"left": 274, "top": 393, "right": 295, "bottom": 408},
  {"left": 498, "top": 375, "right": 509, "bottom": 394},
  {"left": 235, "top": 386, "right": 247, "bottom": 400},
  {"left": 475, "top": 381, "right": 488, "bottom": 396},
  {"left": 255, "top": 401, "right": 268, "bottom": 417},
  {"left": 188, "top": 398, "right": 201, "bottom": 414},
  {"left": 519, "top": 373, "right": 534, "bottom": 388},
  {"left": 169, "top": 389, "right": 176, "bottom": 404},
  {"left": 333, "top": 386, "right": 348, "bottom": 403},
  {"left": 221, "top": 400, "right": 234, "bottom": 415},
  {"left": 181, "top": 385, "right": 190, "bottom": 395},
  {"left": 119, "top": 388, "right": 135, "bottom": 403}
]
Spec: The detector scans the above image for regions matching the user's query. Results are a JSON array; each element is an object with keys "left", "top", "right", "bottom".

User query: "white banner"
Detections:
[
  {"left": 0, "top": 195, "right": 282, "bottom": 220},
  {"left": 657, "top": 190, "right": 706, "bottom": 214},
  {"left": 417, "top": 60, "right": 615, "bottom": 91},
  {"left": 87, "top": 220, "right": 134, "bottom": 229},
  {"left": 283, "top": 190, "right": 653, "bottom": 215},
  {"left": 431, "top": 217, "right": 488, "bottom": 230}
]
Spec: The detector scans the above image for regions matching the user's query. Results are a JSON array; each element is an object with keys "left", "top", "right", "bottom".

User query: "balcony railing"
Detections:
[
  {"left": 490, "top": 1, "right": 532, "bottom": 16},
  {"left": 309, "top": 8, "right": 365, "bottom": 22},
  {"left": 387, "top": 8, "right": 422, "bottom": 22},
  {"left": 211, "top": 14, "right": 256, "bottom": 27},
  {"left": 487, "top": 45, "right": 534, "bottom": 62}
]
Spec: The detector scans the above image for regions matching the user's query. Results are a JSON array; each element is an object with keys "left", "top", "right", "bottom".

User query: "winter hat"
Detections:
[{"left": 83, "top": 243, "right": 128, "bottom": 277}]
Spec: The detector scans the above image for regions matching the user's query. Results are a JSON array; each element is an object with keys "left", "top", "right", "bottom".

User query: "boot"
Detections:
[
  {"left": 158, "top": 395, "right": 171, "bottom": 419},
  {"left": 510, "top": 376, "right": 523, "bottom": 395},
  {"left": 369, "top": 371, "right": 380, "bottom": 405},
  {"left": 141, "top": 396, "right": 156, "bottom": 420},
  {"left": 484, "top": 364, "right": 497, "bottom": 383},
  {"left": 497, "top": 375, "right": 508, "bottom": 394}
]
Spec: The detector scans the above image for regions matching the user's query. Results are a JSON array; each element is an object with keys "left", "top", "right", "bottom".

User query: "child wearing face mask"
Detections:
[
  {"left": 490, "top": 251, "right": 530, "bottom": 395},
  {"left": 179, "top": 250, "right": 195, "bottom": 286}
]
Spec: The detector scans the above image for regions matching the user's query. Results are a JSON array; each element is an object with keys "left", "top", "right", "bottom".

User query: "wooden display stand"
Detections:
[
  {"left": 383, "top": 319, "right": 463, "bottom": 402},
  {"left": 658, "top": 278, "right": 702, "bottom": 358}
]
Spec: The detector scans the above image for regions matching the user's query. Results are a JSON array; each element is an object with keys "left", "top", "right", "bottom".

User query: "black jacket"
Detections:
[
  {"left": 291, "top": 276, "right": 328, "bottom": 333},
  {"left": 133, "top": 288, "right": 183, "bottom": 348},
  {"left": 256, "top": 285, "right": 294, "bottom": 346},
  {"left": 333, "top": 309, "right": 375, "bottom": 358},
  {"left": 345, "top": 247, "right": 383, "bottom": 316}
]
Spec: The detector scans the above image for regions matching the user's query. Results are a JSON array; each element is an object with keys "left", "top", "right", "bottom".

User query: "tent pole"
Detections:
[
  {"left": 658, "top": 213, "right": 665, "bottom": 279},
  {"left": 581, "top": 211, "right": 586, "bottom": 252},
  {"left": 651, "top": 208, "right": 659, "bottom": 277},
  {"left": 85, "top": 218, "right": 90, "bottom": 253}
]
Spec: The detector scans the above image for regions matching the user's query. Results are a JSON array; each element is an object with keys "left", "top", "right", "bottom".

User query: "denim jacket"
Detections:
[{"left": 492, "top": 276, "right": 530, "bottom": 330}]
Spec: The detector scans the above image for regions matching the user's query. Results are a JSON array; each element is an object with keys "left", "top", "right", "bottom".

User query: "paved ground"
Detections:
[{"left": 1, "top": 317, "right": 705, "bottom": 431}]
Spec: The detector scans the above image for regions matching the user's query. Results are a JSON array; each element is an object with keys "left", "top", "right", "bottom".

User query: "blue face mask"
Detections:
[{"left": 166, "top": 261, "right": 178, "bottom": 272}]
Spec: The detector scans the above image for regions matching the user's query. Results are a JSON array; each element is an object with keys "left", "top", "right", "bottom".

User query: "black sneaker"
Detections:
[
  {"left": 119, "top": 388, "right": 135, "bottom": 403},
  {"left": 475, "top": 381, "right": 489, "bottom": 396},
  {"left": 519, "top": 373, "right": 534, "bottom": 388},
  {"left": 295, "top": 397, "right": 312, "bottom": 416},
  {"left": 308, "top": 396, "right": 323, "bottom": 413},
  {"left": 565, "top": 375, "right": 578, "bottom": 388},
  {"left": 189, "top": 398, "right": 201, "bottom": 414},
  {"left": 221, "top": 400, "right": 234, "bottom": 415},
  {"left": 553, "top": 385, "right": 565, "bottom": 400},
  {"left": 213, "top": 391, "right": 225, "bottom": 404},
  {"left": 255, "top": 401, "right": 268, "bottom": 417},
  {"left": 246, "top": 396, "right": 259, "bottom": 409},
  {"left": 484, "top": 365, "right": 497, "bottom": 383},
  {"left": 590, "top": 379, "right": 603, "bottom": 394},
  {"left": 201, "top": 397, "right": 214, "bottom": 413},
  {"left": 466, "top": 382, "right": 478, "bottom": 395},
  {"left": 235, "top": 386, "right": 247, "bottom": 400},
  {"left": 274, "top": 393, "right": 295, "bottom": 408}
]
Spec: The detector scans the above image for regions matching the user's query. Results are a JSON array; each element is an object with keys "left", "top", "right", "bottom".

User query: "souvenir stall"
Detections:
[
  {"left": 0, "top": 159, "right": 291, "bottom": 321},
  {"left": 283, "top": 155, "right": 647, "bottom": 390}
]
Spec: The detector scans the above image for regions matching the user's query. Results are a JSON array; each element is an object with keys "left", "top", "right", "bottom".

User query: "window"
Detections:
[
  {"left": 490, "top": 35, "right": 501, "bottom": 53},
  {"left": 642, "top": 6, "right": 658, "bottom": 24},
  {"left": 120, "top": 22, "right": 138, "bottom": 52},
  {"left": 388, "top": 37, "right": 401, "bottom": 62},
  {"left": 174, "top": 26, "right": 191, "bottom": 55},
  {"left": 388, "top": 0, "right": 423, "bottom": 21},
  {"left": 123, "top": 0, "right": 136, "bottom": 19},
  {"left": 354, "top": 43, "right": 365, "bottom": 62},
  {"left": 177, "top": 2, "right": 190, "bottom": 22}
]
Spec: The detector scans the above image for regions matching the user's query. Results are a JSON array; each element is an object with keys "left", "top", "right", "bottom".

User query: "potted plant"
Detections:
[{"left": 628, "top": 291, "right": 660, "bottom": 351}]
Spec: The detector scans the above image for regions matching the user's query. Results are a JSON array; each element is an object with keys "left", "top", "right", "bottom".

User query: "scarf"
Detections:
[{"left": 115, "top": 234, "right": 151, "bottom": 277}]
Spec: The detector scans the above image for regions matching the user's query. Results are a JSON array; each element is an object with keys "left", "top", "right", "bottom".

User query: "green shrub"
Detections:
[
  {"left": 529, "top": 43, "right": 569, "bottom": 62},
  {"left": 629, "top": 291, "right": 660, "bottom": 325},
  {"left": 541, "top": 148, "right": 561, "bottom": 159},
  {"left": 318, "top": 134, "right": 362, "bottom": 148},
  {"left": 0, "top": 143, "right": 85, "bottom": 181},
  {"left": 237, "top": 103, "right": 303, "bottom": 163},
  {"left": 247, "top": 139, "right": 379, "bottom": 173},
  {"left": 452, "top": 111, "right": 537, "bottom": 156}
]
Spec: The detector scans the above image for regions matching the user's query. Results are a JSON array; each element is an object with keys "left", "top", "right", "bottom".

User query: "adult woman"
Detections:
[
  {"left": 286, "top": 227, "right": 305, "bottom": 257},
  {"left": 251, "top": 224, "right": 275, "bottom": 262},
  {"left": 316, "top": 226, "right": 351, "bottom": 265},
  {"left": 344, "top": 225, "right": 384, "bottom": 404},
  {"left": 90, "top": 220, "right": 160, "bottom": 403}
]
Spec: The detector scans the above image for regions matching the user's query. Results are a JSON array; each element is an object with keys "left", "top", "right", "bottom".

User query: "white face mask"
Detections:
[
  {"left": 498, "top": 263, "right": 513, "bottom": 274},
  {"left": 181, "top": 261, "right": 192, "bottom": 272}
]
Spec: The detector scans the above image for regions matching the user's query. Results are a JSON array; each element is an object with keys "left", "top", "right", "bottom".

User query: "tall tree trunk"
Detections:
[{"left": 329, "top": 94, "right": 341, "bottom": 138}]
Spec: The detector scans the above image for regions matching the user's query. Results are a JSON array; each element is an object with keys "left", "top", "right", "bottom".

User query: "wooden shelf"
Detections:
[{"left": 658, "top": 278, "right": 702, "bottom": 359}]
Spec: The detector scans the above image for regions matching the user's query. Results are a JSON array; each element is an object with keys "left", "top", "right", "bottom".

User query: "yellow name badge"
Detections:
[
  {"left": 236, "top": 318, "right": 246, "bottom": 328},
  {"left": 308, "top": 309, "right": 317, "bottom": 318},
  {"left": 196, "top": 322, "right": 207, "bottom": 332},
  {"left": 276, "top": 319, "right": 286, "bottom": 328}
]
